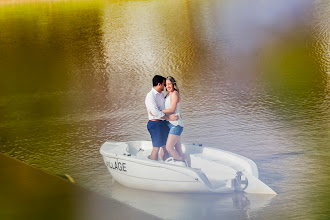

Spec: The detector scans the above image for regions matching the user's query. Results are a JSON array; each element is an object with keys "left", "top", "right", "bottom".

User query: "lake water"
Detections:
[{"left": 0, "top": 0, "right": 329, "bottom": 219}]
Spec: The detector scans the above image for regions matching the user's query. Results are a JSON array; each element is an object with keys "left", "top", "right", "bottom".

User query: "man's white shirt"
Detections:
[{"left": 145, "top": 88, "right": 165, "bottom": 120}]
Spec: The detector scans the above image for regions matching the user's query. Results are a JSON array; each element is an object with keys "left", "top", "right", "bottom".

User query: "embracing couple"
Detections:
[{"left": 145, "top": 75, "right": 185, "bottom": 166}]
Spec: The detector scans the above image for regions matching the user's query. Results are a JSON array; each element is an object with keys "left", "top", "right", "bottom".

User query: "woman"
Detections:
[{"left": 161, "top": 76, "right": 184, "bottom": 162}]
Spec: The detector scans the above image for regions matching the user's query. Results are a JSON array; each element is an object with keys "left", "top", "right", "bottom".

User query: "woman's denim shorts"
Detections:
[{"left": 167, "top": 122, "right": 184, "bottom": 136}]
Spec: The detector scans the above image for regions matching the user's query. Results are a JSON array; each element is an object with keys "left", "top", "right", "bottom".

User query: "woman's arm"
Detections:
[{"left": 162, "top": 92, "right": 179, "bottom": 114}]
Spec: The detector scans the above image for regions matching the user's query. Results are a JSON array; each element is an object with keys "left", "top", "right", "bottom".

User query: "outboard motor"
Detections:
[{"left": 232, "top": 171, "right": 249, "bottom": 192}]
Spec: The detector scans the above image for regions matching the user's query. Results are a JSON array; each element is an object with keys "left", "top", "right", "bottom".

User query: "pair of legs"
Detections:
[{"left": 166, "top": 134, "right": 184, "bottom": 161}]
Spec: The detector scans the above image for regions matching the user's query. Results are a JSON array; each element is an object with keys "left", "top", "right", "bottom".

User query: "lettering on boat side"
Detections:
[{"left": 105, "top": 158, "right": 127, "bottom": 172}]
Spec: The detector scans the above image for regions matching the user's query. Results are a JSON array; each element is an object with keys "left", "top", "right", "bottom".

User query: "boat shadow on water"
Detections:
[{"left": 109, "top": 182, "right": 276, "bottom": 219}]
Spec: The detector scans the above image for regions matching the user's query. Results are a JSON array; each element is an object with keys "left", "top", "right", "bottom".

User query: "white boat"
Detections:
[{"left": 100, "top": 141, "right": 276, "bottom": 194}]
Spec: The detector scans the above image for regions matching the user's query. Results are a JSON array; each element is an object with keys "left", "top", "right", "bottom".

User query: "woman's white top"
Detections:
[{"left": 165, "top": 92, "right": 184, "bottom": 127}]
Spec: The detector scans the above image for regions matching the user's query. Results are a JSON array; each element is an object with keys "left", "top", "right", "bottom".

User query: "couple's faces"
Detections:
[{"left": 159, "top": 80, "right": 173, "bottom": 92}]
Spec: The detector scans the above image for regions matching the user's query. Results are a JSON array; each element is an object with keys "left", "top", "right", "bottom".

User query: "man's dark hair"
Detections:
[{"left": 152, "top": 75, "right": 166, "bottom": 87}]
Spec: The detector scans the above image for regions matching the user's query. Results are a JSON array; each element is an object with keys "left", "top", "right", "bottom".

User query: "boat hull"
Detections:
[
  {"left": 100, "top": 141, "right": 276, "bottom": 194},
  {"left": 102, "top": 154, "right": 220, "bottom": 193}
]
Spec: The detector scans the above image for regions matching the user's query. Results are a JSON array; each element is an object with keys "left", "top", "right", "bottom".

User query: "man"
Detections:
[{"left": 145, "top": 75, "right": 178, "bottom": 161}]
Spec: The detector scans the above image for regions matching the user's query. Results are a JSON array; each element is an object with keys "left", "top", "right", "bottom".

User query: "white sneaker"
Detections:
[{"left": 165, "top": 157, "right": 187, "bottom": 167}]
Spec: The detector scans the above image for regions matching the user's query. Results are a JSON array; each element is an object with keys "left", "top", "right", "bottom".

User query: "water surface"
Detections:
[{"left": 0, "top": 0, "right": 329, "bottom": 219}]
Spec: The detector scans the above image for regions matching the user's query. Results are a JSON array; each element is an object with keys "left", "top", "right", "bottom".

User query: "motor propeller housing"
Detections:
[{"left": 232, "top": 171, "right": 249, "bottom": 192}]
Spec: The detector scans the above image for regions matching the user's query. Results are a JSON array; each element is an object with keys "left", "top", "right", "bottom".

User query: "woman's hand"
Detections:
[{"left": 168, "top": 114, "right": 178, "bottom": 121}]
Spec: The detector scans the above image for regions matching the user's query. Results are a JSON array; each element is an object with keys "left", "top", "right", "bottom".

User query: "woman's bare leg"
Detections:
[
  {"left": 166, "top": 134, "right": 183, "bottom": 161},
  {"left": 174, "top": 138, "right": 184, "bottom": 159}
]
